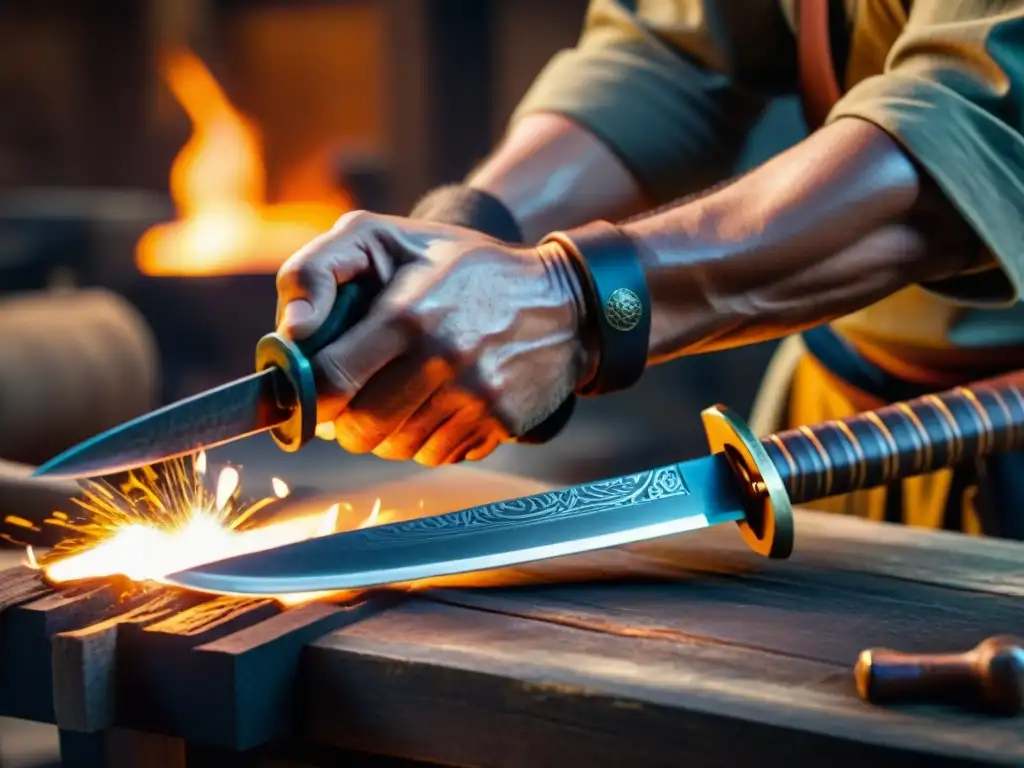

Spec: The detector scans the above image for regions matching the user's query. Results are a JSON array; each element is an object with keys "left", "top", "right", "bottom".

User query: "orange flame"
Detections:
[{"left": 136, "top": 50, "right": 351, "bottom": 276}]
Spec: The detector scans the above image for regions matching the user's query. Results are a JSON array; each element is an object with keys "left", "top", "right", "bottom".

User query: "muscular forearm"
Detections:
[
  {"left": 618, "top": 117, "right": 978, "bottom": 363},
  {"left": 468, "top": 113, "right": 648, "bottom": 244}
]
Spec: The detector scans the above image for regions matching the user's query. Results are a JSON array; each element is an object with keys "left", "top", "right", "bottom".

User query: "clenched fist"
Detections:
[{"left": 275, "top": 211, "right": 591, "bottom": 466}]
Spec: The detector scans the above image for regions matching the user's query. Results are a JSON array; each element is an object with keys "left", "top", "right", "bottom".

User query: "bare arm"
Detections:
[
  {"left": 619, "top": 117, "right": 977, "bottom": 364},
  {"left": 467, "top": 113, "right": 647, "bottom": 244},
  {"left": 456, "top": 0, "right": 791, "bottom": 244}
]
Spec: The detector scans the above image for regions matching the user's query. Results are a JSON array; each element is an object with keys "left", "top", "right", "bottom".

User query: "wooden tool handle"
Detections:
[
  {"left": 854, "top": 635, "right": 1024, "bottom": 715},
  {"left": 760, "top": 371, "right": 1024, "bottom": 505}
]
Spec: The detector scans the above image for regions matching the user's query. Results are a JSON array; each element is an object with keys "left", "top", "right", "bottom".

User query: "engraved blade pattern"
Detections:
[
  {"left": 165, "top": 453, "right": 748, "bottom": 595},
  {"left": 33, "top": 370, "right": 292, "bottom": 480}
]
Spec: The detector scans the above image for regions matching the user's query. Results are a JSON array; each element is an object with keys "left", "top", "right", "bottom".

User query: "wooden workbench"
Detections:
[{"left": 1, "top": 465, "right": 1022, "bottom": 767}]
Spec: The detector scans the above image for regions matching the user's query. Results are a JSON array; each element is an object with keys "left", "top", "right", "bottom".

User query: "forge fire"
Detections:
[
  {"left": 9, "top": 452, "right": 395, "bottom": 606},
  {"left": 135, "top": 49, "right": 350, "bottom": 277}
]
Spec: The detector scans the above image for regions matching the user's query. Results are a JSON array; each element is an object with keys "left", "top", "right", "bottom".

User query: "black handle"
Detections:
[
  {"left": 760, "top": 372, "right": 1024, "bottom": 505},
  {"left": 295, "top": 276, "right": 380, "bottom": 360},
  {"left": 854, "top": 635, "right": 1024, "bottom": 715},
  {"left": 256, "top": 276, "right": 381, "bottom": 453}
]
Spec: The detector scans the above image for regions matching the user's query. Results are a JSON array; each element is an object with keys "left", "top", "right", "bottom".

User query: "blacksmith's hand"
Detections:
[{"left": 275, "top": 211, "right": 590, "bottom": 466}]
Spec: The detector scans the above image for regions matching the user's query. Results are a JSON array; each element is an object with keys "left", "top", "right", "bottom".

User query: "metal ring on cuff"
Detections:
[
  {"left": 541, "top": 221, "right": 651, "bottom": 396},
  {"left": 255, "top": 332, "right": 318, "bottom": 452}
]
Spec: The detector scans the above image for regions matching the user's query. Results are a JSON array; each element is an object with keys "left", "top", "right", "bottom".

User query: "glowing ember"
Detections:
[
  {"left": 215, "top": 466, "right": 240, "bottom": 512},
  {"left": 30, "top": 452, "right": 395, "bottom": 605},
  {"left": 135, "top": 49, "right": 351, "bottom": 276},
  {"left": 271, "top": 477, "right": 289, "bottom": 498},
  {"left": 358, "top": 497, "right": 382, "bottom": 529}
]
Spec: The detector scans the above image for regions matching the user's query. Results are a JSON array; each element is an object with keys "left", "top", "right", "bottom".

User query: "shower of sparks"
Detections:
[{"left": 18, "top": 452, "right": 401, "bottom": 606}]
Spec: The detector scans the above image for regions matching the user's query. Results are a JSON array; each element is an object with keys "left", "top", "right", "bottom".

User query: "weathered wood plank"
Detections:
[
  {"left": 427, "top": 572, "right": 1024, "bottom": 669},
  {"left": 52, "top": 589, "right": 209, "bottom": 732},
  {"left": 623, "top": 509, "right": 1024, "bottom": 597},
  {"left": 0, "top": 572, "right": 171, "bottom": 721},
  {"left": 112, "top": 591, "right": 403, "bottom": 750},
  {"left": 0, "top": 564, "right": 50, "bottom": 609},
  {"left": 301, "top": 600, "right": 1023, "bottom": 768},
  {"left": 182, "top": 595, "right": 402, "bottom": 750},
  {"left": 114, "top": 594, "right": 281, "bottom": 733}
]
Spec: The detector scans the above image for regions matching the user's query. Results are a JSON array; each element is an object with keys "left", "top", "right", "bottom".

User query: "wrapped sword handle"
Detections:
[
  {"left": 760, "top": 371, "right": 1024, "bottom": 505},
  {"left": 699, "top": 370, "right": 1024, "bottom": 561}
]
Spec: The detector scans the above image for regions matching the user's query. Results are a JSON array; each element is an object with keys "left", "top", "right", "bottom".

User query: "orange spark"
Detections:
[
  {"left": 31, "top": 453, "right": 394, "bottom": 606},
  {"left": 271, "top": 478, "right": 290, "bottom": 498}
]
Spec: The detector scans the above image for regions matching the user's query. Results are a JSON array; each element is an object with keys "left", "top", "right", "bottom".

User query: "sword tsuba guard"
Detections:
[
  {"left": 255, "top": 332, "right": 318, "bottom": 452},
  {"left": 700, "top": 404, "right": 794, "bottom": 559}
]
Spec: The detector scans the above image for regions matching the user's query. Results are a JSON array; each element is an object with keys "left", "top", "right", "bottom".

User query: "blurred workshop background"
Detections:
[
  {"left": 0, "top": 0, "right": 807, "bottom": 490},
  {"left": 0, "top": 1, "right": 806, "bottom": 764}
]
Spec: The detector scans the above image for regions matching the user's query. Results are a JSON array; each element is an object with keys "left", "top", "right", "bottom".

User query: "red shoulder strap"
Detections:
[{"left": 798, "top": 0, "right": 843, "bottom": 130}]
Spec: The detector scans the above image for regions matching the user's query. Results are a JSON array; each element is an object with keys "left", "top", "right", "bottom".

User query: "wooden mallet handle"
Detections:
[{"left": 854, "top": 635, "right": 1024, "bottom": 715}]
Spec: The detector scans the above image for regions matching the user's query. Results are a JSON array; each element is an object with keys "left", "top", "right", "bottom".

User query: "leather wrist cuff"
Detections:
[
  {"left": 409, "top": 184, "right": 524, "bottom": 244},
  {"left": 540, "top": 221, "right": 651, "bottom": 396},
  {"left": 410, "top": 184, "right": 574, "bottom": 444}
]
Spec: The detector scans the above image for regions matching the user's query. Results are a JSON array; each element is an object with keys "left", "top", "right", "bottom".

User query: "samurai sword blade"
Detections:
[
  {"left": 32, "top": 369, "right": 291, "bottom": 480},
  {"left": 164, "top": 453, "right": 747, "bottom": 595}
]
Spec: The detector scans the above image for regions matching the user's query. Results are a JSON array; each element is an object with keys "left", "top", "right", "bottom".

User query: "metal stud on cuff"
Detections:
[{"left": 540, "top": 222, "right": 652, "bottom": 397}]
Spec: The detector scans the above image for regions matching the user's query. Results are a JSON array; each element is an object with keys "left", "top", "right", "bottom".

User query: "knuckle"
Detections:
[
  {"left": 345, "top": 414, "right": 389, "bottom": 452},
  {"left": 373, "top": 438, "right": 416, "bottom": 462},
  {"left": 275, "top": 255, "right": 303, "bottom": 293},
  {"left": 466, "top": 443, "right": 496, "bottom": 462},
  {"left": 335, "top": 430, "right": 370, "bottom": 455},
  {"left": 333, "top": 414, "right": 382, "bottom": 454},
  {"left": 331, "top": 209, "right": 376, "bottom": 233},
  {"left": 277, "top": 248, "right": 324, "bottom": 296},
  {"left": 413, "top": 447, "right": 444, "bottom": 468}
]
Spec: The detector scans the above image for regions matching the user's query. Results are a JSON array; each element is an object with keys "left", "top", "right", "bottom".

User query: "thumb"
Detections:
[{"left": 275, "top": 225, "right": 373, "bottom": 340}]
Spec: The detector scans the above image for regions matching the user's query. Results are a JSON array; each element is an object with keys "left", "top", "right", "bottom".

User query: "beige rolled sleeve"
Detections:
[
  {"left": 827, "top": 1, "right": 1024, "bottom": 306},
  {"left": 511, "top": 0, "right": 794, "bottom": 204}
]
